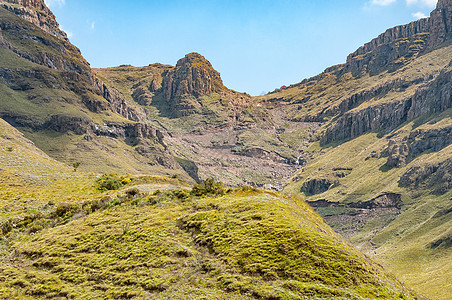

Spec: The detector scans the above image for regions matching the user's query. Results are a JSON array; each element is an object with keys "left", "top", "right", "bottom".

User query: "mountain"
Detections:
[
  {"left": 257, "top": 1, "right": 452, "bottom": 299},
  {"left": 96, "top": 54, "right": 309, "bottom": 187}
]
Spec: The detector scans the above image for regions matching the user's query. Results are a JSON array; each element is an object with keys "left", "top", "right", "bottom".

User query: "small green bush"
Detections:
[
  {"left": 191, "top": 178, "right": 225, "bottom": 197},
  {"left": 72, "top": 162, "right": 81, "bottom": 172},
  {"left": 97, "top": 175, "right": 123, "bottom": 191},
  {"left": 52, "top": 203, "right": 76, "bottom": 218},
  {"left": 106, "top": 197, "right": 123, "bottom": 208}
]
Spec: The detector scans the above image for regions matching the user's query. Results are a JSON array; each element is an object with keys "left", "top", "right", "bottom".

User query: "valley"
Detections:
[{"left": 0, "top": 0, "right": 451, "bottom": 299}]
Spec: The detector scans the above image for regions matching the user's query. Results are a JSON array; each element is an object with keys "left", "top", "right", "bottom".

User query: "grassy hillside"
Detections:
[
  {"left": 0, "top": 119, "right": 418, "bottom": 299},
  {"left": 283, "top": 111, "right": 452, "bottom": 299}
]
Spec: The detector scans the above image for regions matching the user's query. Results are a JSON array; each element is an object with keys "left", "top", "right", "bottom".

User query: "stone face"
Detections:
[
  {"left": 382, "top": 140, "right": 409, "bottom": 168},
  {"left": 338, "top": 0, "right": 452, "bottom": 76},
  {"left": 427, "top": 0, "right": 452, "bottom": 50},
  {"left": 162, "top": 53, "right": 224, "bottom": 101},
  {"left": 400, "top": 158, "right": 452, "bottom": 195},
  {"left": 160, "top": 53, "right": 228, "bottom": 116},
  {"left": 379, "top": 124, "right": 452, "bottom": 171},
  {"left": 157, "top": 52, "right": 251, "bottom": 117},
  {"left": 0, "top": 0, "right": 68, "bottom": 40},
  {"left": 91, "top": 76, "right": 145, "bottom": 122},
  {"left": 301, "top": 178, "right": 339, "bottom": 196}
]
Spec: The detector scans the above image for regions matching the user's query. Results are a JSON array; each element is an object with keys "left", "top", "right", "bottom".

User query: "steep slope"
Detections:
[
  {"left": 259, "top": 1, "right": 452, "bottom": 299},
  {"left": 0, "top": 0, "right": 191, "bottom": 179},
  {"left": 0, "top": 128, "right": 418, "bottom": 298}
]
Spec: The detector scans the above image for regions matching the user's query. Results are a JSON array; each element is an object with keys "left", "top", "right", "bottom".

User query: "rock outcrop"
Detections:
[
  {"left": 308, "top": 193, "right": 402, "bottom": 238},
  {"left": 162, "top": 52, "right": 225, "bottom": 101},
  {"left": 159, "top": 52, "right": 244, "bottom": 117},
  {"left": 0, "top": 0, "right": 68, "bottom": 40},
  {"left": 0, "top": 5, "right": 147, "bottom": 124},
  {"left": 344, "top": 0, "right": 452, "bottom": 76},
  {"left": 91, "top": 76, "right": 146, "bottom": 122},
  {"left": 381, "top": 124, "right": 452, "bottom": 168},
  {"left": 301, "top": 178, "right": 339, "bottom": 196},
  {"left": 427, "top": 0, "right": 452, "bottom": 50},
  {"left": 408, "top": 59, "right": 452, "bottom": 119},
  {"left": 399, "top": 158, "right": 451, "bottom": 195},
  {"left": 345, "top": 22, "right": 429, "bottom": 76}
]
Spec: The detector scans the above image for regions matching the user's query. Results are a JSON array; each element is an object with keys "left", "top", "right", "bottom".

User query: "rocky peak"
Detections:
[
  {"left": 162, "top": 52, "right": 225, "bottom": 101},
  {"left": 4, "top": 0, "right": 45, "bottom": 9},
  {"left": 437, "top": 0, "right": 452, "bottom": 9},
  {"left": 0, "top": 0, "right": 68, "bottom": 40},
  {"left": 341, "top": 0, "right": 452, "bottom": 77},
  {"left": 427, "top": 0, "right": 452, "bottom": 49}
]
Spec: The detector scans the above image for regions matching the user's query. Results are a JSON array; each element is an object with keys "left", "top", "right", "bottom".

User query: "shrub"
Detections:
[
  {"left": 191, "top": 178, "right": 225, "bottom": 197},
  {"left": 106, "top": 197, "right": 123, "bottom": 208},
  {"left": 52, "top": 203, "right": 76, "bottom": 218},
  {"left": 1, "top": 220, "right": 13, "bottom": 235},
  {"left": 121, "top": 177, "right": 132, "bottom": 185},
  {"left": 172, "top": 189, "right": 190, "bottom": 200},
  {"left": 72, "top": 162, "right": 81, "bottom": 172},
  {"left": 97, "top": 175, "right": 123, "bottom": 191}
]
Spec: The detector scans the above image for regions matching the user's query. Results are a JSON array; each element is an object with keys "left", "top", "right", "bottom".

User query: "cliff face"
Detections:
[
  {"left": 159, "top": 53, "right": 230, "bottom": 116},
  {"left": 0, "top": 4, "right": 147, "bottom": 124},
  {"left": 345, "top": 20, "right": 429, "bottom": 76},
  {"left": 315, "top": 0, "right": 452, "bottom": 145},
  {"left": 428, "top": 0, "right": 452, "bottom": 49},
  {"left": 0, "top": 0, "right": 67, "bottom": 40},
  {"left": 321, "top": 59, "right": 452, "bottom": 144}
]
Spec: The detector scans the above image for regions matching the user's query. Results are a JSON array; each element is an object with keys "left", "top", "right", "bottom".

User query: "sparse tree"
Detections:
[{"left": 73, "top": 162, "right": 81, "bottom": 172}]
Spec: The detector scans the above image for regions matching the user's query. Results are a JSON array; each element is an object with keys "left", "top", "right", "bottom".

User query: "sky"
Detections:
[{"left": 44, "top": 0, "right": 438, "bottom": 95}]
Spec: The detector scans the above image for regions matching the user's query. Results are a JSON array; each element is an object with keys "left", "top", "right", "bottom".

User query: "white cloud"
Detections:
[
  {"left": 44, "top": 0, "right": 66, "bottom": 8},
  {"left": 406, "top": 0, "right": 437, "bottom": 7},
  {"left": 91, "top": 21, "right": 95, "bottom": 30},
  {"left": 412, "top": 11, "right": 428, "bottom": 18},
  {"left": 372, "top": 0, "right": 397, "bottom": 5}
]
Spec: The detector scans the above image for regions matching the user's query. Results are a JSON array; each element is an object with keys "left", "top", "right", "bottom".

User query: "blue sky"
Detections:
[{"left": 45, "top": 0, "right": 438, "bottom": 95}]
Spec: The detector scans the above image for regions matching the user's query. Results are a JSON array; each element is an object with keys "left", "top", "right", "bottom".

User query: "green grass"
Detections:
[{"left": 0, "top": 190, "right": 419, "bottom": 299}]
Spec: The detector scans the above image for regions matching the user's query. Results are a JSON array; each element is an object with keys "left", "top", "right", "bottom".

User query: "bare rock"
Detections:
[
  {"left": 1, "top": 0, "right": 68, "bottom": 41},
  {"left": 301, "top": 178, "right": 339, "bottom": 196},
  {"left": 382, "top": 140, "right": 409, "bottom": 168},
  {"left": 162, "top": 52, "right": 224, "bottom": 101},
  {"left": 399, "top": 158, "right": 452, "bottom": 194}
]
